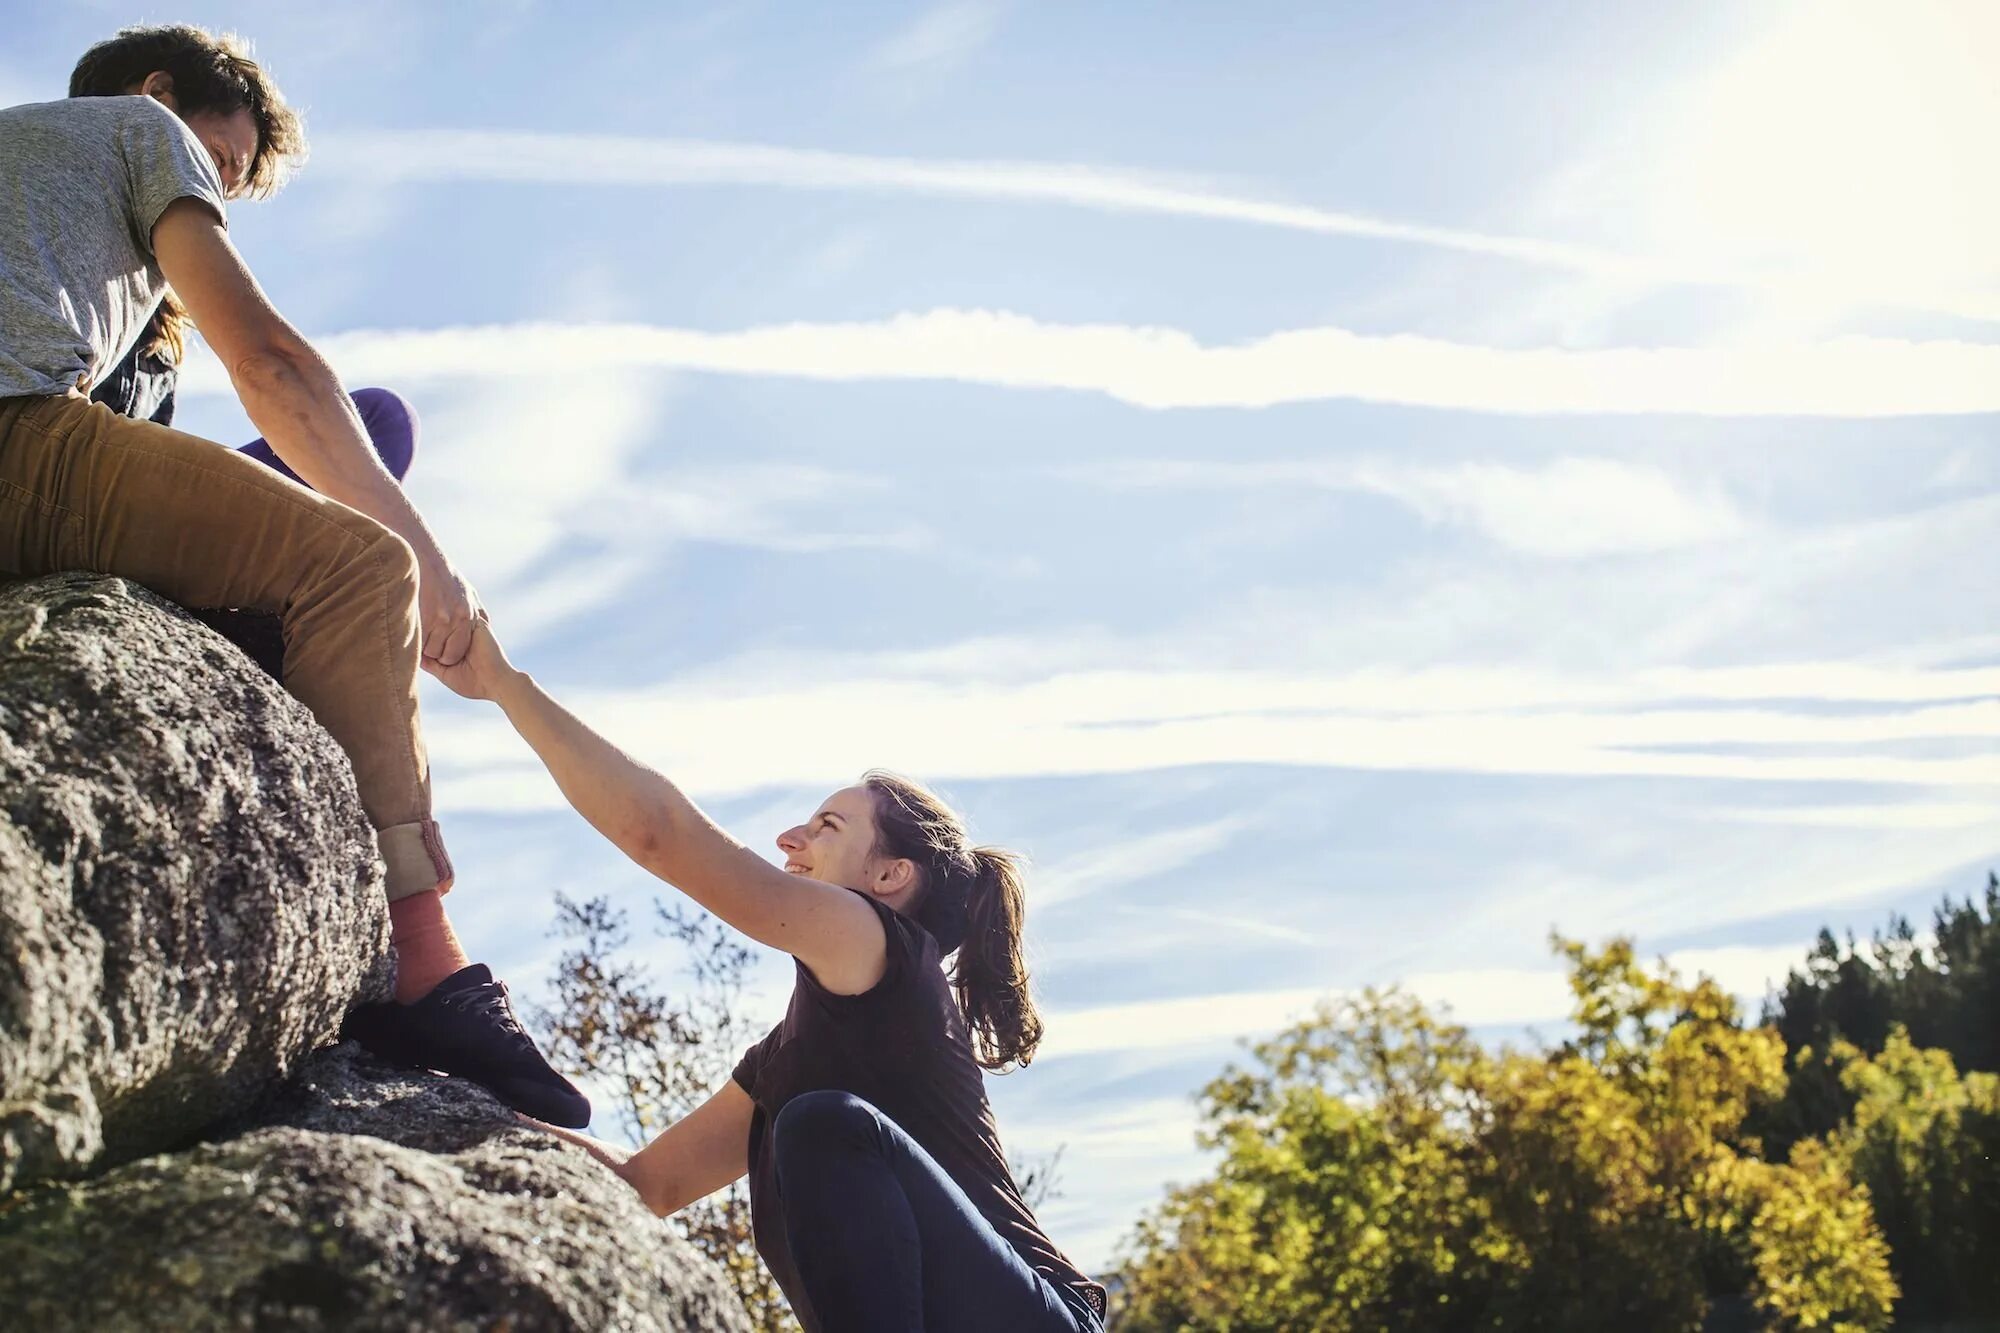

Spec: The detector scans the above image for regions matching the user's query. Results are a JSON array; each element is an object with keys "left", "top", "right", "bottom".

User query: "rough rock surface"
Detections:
[
  {"left": 0, "top": 1044, "right": 753, "bottom": 1332},
  {"left": 0, "top": 573, "right": 392, "bottom": 1192},
  {"left": 0, "top": 573, "right": 752, "bottom": 1329}
]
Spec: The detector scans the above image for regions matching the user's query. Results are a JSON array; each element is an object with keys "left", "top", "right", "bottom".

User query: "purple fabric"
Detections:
[{"left": 237, "top": 386, "right": 418, "bottom": 484}]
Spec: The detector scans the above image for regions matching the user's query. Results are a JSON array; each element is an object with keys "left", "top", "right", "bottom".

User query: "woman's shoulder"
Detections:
[{"left": 793, "top": 897, "right": 956, "bottom": 1030}]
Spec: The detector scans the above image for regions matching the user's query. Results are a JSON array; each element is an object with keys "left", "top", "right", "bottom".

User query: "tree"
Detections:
[
  {"left": 1819, "top": 1027, "right": 2000, "bottom": 1322},
  {"left": 1758, "top": 874, "right": 2000, "bottom": 1153},
  {"left": 534, "top": 894, "right": 795, "bottom": 1332},
  {"left": 1111, "top": 939, "right": 1899, "bottom": 1333}
]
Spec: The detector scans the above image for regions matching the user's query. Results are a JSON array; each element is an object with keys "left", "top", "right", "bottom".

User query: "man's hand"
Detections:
[
  {"left": 418, "top": 552, "right": 484, "bottom": 667},
  {"left": 423, "top": 615, "right": 519, "bottom": 702}
]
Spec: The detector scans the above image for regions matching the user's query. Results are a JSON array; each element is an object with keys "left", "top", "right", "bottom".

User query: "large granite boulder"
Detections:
[
  {"left": 0, "top": 573, "right": 391, "bottom": 1193},
  {"left": 0, "top": 573, "right": 752, "bottom": 1329},
  {"left": 0, "top": 1045, "right": 752, "bottom": 1332}
]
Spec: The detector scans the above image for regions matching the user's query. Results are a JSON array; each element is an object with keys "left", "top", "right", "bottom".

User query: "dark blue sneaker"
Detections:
[{"left": 340, "top": 963, "right": 591, "bottom": 1128}]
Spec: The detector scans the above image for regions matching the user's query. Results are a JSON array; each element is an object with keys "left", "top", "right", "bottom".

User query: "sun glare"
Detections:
[{"left": 1654, "top": 0, "right": 1999, "bottom": 308}]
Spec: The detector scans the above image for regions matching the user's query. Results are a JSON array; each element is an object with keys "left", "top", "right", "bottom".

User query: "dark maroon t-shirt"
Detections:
[{"left": 731, "top": 895, "right": 1106, "bottom": 1328}]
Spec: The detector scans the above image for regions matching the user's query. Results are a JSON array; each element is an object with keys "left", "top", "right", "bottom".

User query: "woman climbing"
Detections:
[{"left": 426, "top": 621, "right": 1107, "bottom": 1333}]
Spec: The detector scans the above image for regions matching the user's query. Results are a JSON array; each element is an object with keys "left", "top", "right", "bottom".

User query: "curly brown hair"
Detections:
[
  {"left": 70, "top": 23, "right": 307, "bottom": 201},
  {"left": 70, "top": 25, "right": 307, "bottom": 365}
]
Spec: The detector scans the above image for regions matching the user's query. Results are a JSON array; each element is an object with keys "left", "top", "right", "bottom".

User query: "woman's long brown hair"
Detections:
[{"left": 863, "top": 771, "right": 1045, "bottom": 1072}]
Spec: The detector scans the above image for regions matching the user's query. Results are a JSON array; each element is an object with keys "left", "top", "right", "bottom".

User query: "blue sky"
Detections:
[{"left": 9, "top": 0, "right": 1998, "bottom": 1272}]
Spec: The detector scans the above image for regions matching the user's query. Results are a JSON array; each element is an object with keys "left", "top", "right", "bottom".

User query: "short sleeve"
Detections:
[
  {"left": 731, "top": 1022, "right": 784, "bottom": 1098},
  {"left": 119, "top": 98, "right": 227, "bottom": 255},
  {"left": 793, "top": 895, "right": 929, "bottom": 1008}
]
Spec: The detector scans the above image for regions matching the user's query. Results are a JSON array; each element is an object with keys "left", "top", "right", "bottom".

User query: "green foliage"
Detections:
[
  {"left": 1113, "top": 939, "right": 1899, "bottom": 1333},
  {"left": 1820, "top": 1028, "right": 2000, "bottom": 1322},
  {"left": 1737, "top": 1140, "right": 1897, "bottom": 1333},
  {"left": 1758, "top": 874, "right": 2000, "bottom": 1154}
]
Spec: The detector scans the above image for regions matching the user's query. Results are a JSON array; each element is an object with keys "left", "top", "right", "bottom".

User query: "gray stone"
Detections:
[
  {"left": 0, "top": 1044, "right": 753, "bottom": 1333},
  {"left": 0, "top": 573, "right": 393, "bottom": 1193}
]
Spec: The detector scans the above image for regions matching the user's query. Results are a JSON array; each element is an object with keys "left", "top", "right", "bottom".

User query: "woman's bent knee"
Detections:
[{"left": 774, "top": 1090, "right": 878, "bottom": 1157}]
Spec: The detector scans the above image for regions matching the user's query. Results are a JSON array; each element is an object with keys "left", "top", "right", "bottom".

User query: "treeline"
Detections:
[{"left": 1111, "top": 876, "right": 2000, "bottom": 1332}]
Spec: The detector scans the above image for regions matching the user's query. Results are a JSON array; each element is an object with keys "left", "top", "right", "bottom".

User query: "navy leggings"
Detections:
[
  {"left": 771, "top": 1091, "right": 1100, "bottom": 1333},
  {"left": 237, "top": 386, "right": 417, "bottom": 484}
]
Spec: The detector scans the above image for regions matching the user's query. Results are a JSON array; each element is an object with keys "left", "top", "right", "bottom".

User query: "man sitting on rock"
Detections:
[{"left": 0, "top": 24, "right": 588, "bottom": 1127}]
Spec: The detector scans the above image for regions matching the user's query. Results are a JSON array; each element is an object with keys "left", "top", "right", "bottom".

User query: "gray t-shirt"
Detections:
[{"left": 0, "top": 96, "right": 228, "bottom": 399}]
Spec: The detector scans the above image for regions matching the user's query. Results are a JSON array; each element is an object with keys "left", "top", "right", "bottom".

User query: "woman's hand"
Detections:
[
  {"left": 514, "top": 1112, "right": 639, "bottom": 1182},
  {"left": 423, "top": 615, "right": 520, "bottom": 702}
]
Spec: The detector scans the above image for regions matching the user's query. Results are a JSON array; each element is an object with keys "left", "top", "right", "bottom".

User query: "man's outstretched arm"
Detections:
[{"left": 150, "top": 196, "right": 482, "bottom": 666}]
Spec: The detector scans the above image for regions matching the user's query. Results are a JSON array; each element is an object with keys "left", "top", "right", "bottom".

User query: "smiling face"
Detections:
[{"left": 775, "top": 785, "right": 920, "bottom": 907}]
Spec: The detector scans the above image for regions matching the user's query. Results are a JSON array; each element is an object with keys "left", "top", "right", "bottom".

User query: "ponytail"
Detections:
[
  {"left": 863, "top": 771, "right": 1046, "bottom": 1073},
  {"left": 953, "top": 846, "right": 1043, "bottom": 1072}
]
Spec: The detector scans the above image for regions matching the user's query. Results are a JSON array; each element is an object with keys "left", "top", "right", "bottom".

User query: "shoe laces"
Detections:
[{"left": 444, "top": 980, "right": 529, "bottom": 1043}]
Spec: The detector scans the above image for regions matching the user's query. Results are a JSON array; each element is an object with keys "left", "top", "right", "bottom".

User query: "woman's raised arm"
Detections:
[{"left": 424, "top": 622, "right": 886, "bottom": 991}]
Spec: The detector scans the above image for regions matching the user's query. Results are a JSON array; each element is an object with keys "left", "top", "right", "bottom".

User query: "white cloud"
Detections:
[
  {"left": 1343, "top": 458, "right": 1746, "bottom": 555},
  {"left": 1432, "top": 823, "right": 1998, "bottom": 960},
  {"left": 1038, "top": 986, "right": 1328, "bottom": 1060},
  {"left": 387, "top": 375, "right": 927, "bottom": 647},
  {"left": 1034, "top": 818, "right": 1253, "bottom": 909},
  {"left": 593, "top": 466, "right": 928, "bottom": 555},
  {"left": 419, "top": 650, "right": 2000, "bottom": 818},
  {"left": 1073, "top": 456, "right": 1750, "bottom": 556},
  {"left": 310, "top": 126, "right": 1999, "bottom": 323},
  {"left": 179, "top": 312, "right": 2000, "bottom": 416},
  {"left": 1037, "top": 941, "right": 1819, "bottom": 1063},
  {"left": 409, "top": 375, "right": 667, "bottom": 592},
  {"left": 1147, "top": 906, "right": 1317, "bottom": 946},
  {"left": 866, "top": 1, "right": 1005, "bottom": 75},
  {"left": 1711, "top": 801, "right": 2000, "bottom": 831},
  {"left": 312, "top": 128, "right": 1655, "bottom": 275}
]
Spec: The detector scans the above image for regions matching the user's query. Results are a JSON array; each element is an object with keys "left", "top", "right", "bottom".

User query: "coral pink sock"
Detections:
[{"left": 387, "top": 890, "right": 471, "bottom": 1003}]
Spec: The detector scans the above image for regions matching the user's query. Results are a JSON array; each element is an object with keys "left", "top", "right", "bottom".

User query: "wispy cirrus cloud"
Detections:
[
  {"left": 1713, "top": 801, "right": 1999, "bottom": 831},
  {"left": 395, "top": 376, "right": 927, "bottom": 646},
  {"left": 1066, "top": 456, "right": 1750, "bottom": 557},
  {"left": 422, "top": 650, "right": 2000, "bottom": 820},
  {"left": 1036, "top": 940, "right": 1822, "bottom": 1062},
  {"left": 1033, "top": 817, "right": 1253, "bottom": 910},
  {"left": 866, "top": 0, "right": 1006, "bottom": 76},
  {"left": 181, "top": 312, "right": 2000, "bottom": 416},
  {"left": 311, "top": 127, "right": 2000, "bottom": 322}
]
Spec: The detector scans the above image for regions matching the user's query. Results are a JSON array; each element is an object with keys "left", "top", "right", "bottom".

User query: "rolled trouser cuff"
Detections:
[{"left": 378, "top": 819, "right": 455, "bottom": 901}]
